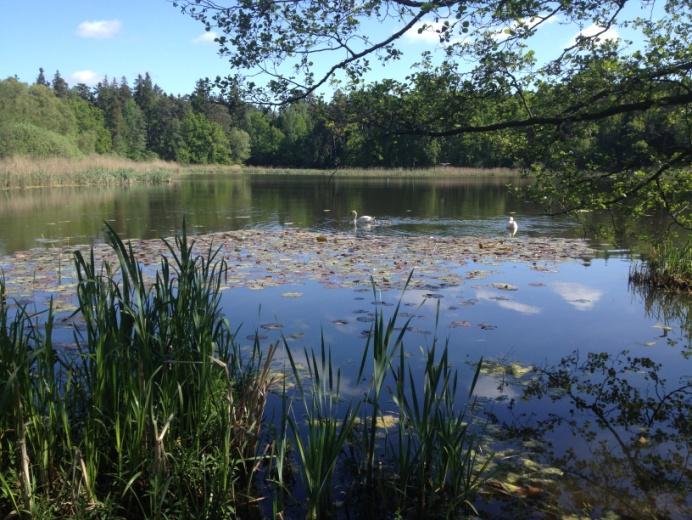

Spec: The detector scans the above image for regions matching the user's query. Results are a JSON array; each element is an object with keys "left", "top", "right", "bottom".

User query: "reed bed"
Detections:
[
  {"left": 0, "top": 226, "right": 490, "bottom": 519},
  {"left": 0, "top": 156, "right": 182, "bottom": 189},
  {"left": 629, "top": 240, "right": 692, "bottom": 292}
]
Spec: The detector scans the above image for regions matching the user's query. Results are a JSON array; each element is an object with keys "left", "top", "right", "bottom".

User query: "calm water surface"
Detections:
[
  {"left": 1, "top": 173, "right": 689, "bottom": 517},
  {"left": 0, "top": 174, "right": 587, "bottom": 253}
]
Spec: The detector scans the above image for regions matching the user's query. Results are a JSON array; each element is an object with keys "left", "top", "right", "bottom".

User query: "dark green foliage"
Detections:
[
  {"left": 630, "top": 240, "right": 692, "bottom": 291},
  {"left": 227, "top": 127, "right": 251, "bottom": 163},
  {"left": 51, "top": 71, "right": 69, "bottom": 98},
  {"left": 120, "top": 98, "right": 148, "bottom": 159},
  {"left": 35, "top": 67, "right": 48, "bottom": 87},
  {"left": 0, "top": 226, "right": 277, "bottom": 518}
]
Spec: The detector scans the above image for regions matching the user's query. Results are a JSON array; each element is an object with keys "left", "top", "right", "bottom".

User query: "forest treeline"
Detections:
[{"left": 0, "top": 67, "right": 686, "bottom": 170}]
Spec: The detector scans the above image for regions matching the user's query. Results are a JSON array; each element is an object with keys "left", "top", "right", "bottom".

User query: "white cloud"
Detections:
[
  {"left": 76, "top": 19, "right": 122, "bottom": 39},
  {"left": 69, "top": 70, "right": 100, "bottom": 86},
  {"left": 568, "top": 24, "right": 619, "bottom": 47},
  {"left": 551, "top": 282, "right": 603, "bottom": 311},
  {"left": 475, "top": 288, "right": 541, "bottom": 315},
  {"left": 193, "top": 31, "right": 218, "bottom": 44}
]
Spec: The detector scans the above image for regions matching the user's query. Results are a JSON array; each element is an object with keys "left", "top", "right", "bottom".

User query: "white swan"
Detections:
[
  {"left": 352, "top": 210, "right": 374, "bottom": 224},
  {"left": 506, "top": 216, "right": 518, "bottom": 235}
]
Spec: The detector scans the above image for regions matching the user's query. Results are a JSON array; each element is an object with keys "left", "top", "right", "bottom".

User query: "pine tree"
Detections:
[
  {"left": 118, "top": 76, "right": 132, "bottom": 101},
  {"left": 134, "top": 72, "right": 156, "bottom": 114},
  {"left": 36, "top": 67, "right": 49, "bottom": 87},
  {"left": 52, "top": 70, "right": 69, "bottom": 98},
  {"left": 73, "top": 83, "right": 92, "bottom": 102},
  {"left": 190, "top": 78, "right": 212, "bottom": 114}
]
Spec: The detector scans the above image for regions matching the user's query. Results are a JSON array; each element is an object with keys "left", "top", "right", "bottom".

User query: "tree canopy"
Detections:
[{"left": 175, "top": 0, "right": 691, "bottom": 225}]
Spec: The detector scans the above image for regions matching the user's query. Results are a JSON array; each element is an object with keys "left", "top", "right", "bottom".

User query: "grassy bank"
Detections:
[
  {"left": 0, "top": 226, "right": 489, "bottom": 519},
  {"left": 0, "top": 156, "right": 183, "bottom": 189},
  {"left": 630, "top": 240, "right": 692, "bottom": 292},
  {"left": 0, "top": 157, "right": 513, "bottom": 190}
]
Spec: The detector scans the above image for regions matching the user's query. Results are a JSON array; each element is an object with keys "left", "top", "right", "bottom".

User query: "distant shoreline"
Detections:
[
  {"left": 237, "top": 165, "right": 519, "bottom": 177},
  {"left": 0, "top": 156, "right": 520, "bottom": 190}
]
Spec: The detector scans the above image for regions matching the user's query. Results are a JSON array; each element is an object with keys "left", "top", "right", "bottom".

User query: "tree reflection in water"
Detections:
[
  {"left": 512, "top": 350, "right": 691, "bottom": 519},
  {"left": 629, "top": 279, "right": 691, "bottom": 352}
]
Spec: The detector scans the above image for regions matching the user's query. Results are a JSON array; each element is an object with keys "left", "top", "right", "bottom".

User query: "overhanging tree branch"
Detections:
[{"left": 400, "top": 92, "right": 692, "bottom": 136}]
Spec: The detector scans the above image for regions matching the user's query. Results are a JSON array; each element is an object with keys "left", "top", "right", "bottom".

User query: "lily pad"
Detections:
[
  {"left": 450, "top": 320, "right": 472, "bottom": 328},
  {"left": 491, "top": 282, "right": 518, "bottom": 291},
  {"left": 260, "top": 322, "right": 284, "bottom": 330}
]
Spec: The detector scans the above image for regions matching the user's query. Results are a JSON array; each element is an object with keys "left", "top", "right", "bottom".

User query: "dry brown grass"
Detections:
[{"left": 0, "top": 155, "right": 183, "bottom": 189}]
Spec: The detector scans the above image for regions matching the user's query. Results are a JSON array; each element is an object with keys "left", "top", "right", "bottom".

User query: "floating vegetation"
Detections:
[
  {"left": 480, "top": 360, "right": 535, "bottom": 379},
  {"left": 491, "top": 282, "right": 519, "bottom": 291},
  {"left": 0, "top": 228, "right": 595, "bottom": 313},
  {"left": 450, "top": 319, "right": 472, "bottom": 328},
  {"left": 260, "top": 322, "right": 284, "bottom": 330}
]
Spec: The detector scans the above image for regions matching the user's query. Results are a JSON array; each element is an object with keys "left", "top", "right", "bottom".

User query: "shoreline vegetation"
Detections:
[
  {"left": 630, "top": 240, "right": 692, "bottom": 293},
  {"left": 0, "top": 155, "right": 518, "bottom": 190},
  {"left": 0, "top": 156, "right": 182, "bottom": 189},
  {"left": 0, "top": 226, "right": 493, "bottom": 519}
]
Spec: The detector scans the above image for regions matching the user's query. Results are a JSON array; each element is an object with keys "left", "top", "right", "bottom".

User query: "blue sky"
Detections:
[
  {"left": 0, "top": 0, "right": 231, "bottom": 94},
  {"left": 0, "top": 1, "right": 661, "bottom": 97}
]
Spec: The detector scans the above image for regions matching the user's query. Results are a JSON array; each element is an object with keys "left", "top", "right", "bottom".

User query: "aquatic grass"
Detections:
[
  {"left": 0, "top": 229, "right": 493, "bottom": 518},
  {"left": 0, "top": 155, "right": 180, "bottom": 189},
  {"left": 356, "top": 273, "right": 414, "bottom": 488},
  {"left": 389, "top": 333, "right": 487, "bottom": 517},
  {"left": 629, "top": 240, "right": 691, "bottom": 292},
  {"left": 285, "top": 336, "right": 360, "bottom": 519},
  {"left": 0, "top": 224, "right": 275, "bottom": 518}
]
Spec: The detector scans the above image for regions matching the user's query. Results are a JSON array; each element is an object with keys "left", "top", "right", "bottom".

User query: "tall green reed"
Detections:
[
  {"left": 1, "top": 229, "right": 492, "bottom": 519},
  {"left": 285, "top": 335, "right": 360, "bottom": 519},
  {"left": 1, "top": 224, "right": 275, "bottom": 518}
]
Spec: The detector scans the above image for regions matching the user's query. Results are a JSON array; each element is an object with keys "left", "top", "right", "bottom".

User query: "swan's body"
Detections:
[
  {"left": 506, "top": 216, "right": 518, "bottom": 235},
  {"left": 352, "top": 210, "right": 374, "bottom": 224}
]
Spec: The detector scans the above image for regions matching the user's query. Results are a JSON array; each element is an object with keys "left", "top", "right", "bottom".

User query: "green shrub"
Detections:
[
  {"left": 0, "top": 122, "right": 82, "bottom": 158},
  {"left": 0, "top": 79, "right": 77, "bottom": 137}
]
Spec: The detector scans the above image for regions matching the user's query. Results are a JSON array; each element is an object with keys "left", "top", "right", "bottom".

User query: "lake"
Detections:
[{"left": 1, "top": 173, "right": 689, "bottom": 518}]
